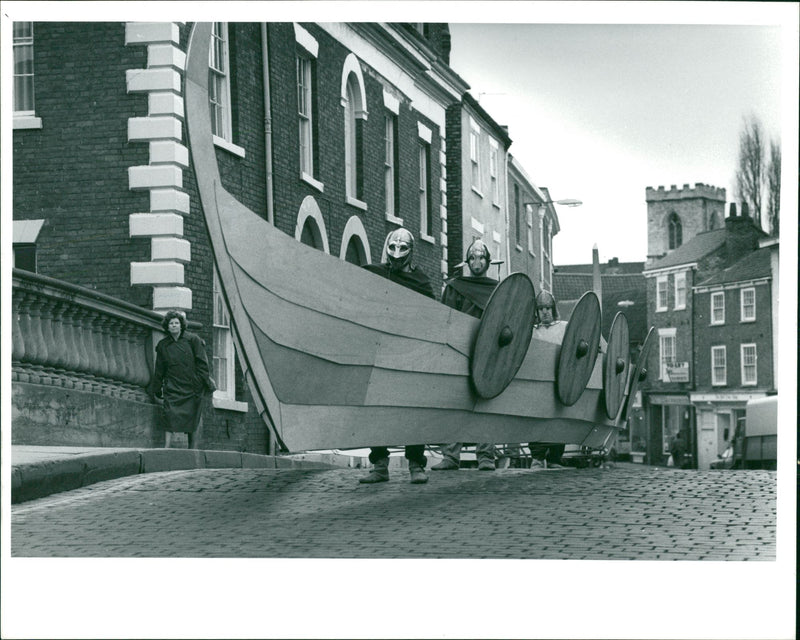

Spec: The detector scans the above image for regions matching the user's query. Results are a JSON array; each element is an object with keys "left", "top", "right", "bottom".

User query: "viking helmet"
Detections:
[
  {"left": 535, "top": 290, "right": 559, "bottom": 323},
  {"left": 464, "top": 239, "right": 491, "bottom": 277},
  {"left": 384, "top": 228, "right": 415, "bottom": 272}
]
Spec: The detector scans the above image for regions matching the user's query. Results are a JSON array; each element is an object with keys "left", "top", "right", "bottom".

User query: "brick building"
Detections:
[
  {"left": 11, "top": 21, "right": 468, "bottom": 452},
  {"left": 690, "top": 247, "right": 774, "bottom": 469},
  {"left": 641, "top": 197, "right": 768, "bottom": 468},
  {"left": 507, "top": 156, "right": 560, "bottom": 293},
  {"left": 445, "top": 91, "right": 513, "bottom": 281}
]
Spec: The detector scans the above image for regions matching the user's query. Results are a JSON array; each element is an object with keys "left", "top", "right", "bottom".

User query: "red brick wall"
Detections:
[
  {"left": 12, "top": 22, "right": 151, "bottom": 307},
  {"left": 693, "top": 284, "right": 773, "bottom": 392}
]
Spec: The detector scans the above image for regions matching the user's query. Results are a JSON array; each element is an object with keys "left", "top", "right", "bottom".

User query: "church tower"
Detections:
[{"left": 645, "top": 183, "right": 726, "bottom": 267}]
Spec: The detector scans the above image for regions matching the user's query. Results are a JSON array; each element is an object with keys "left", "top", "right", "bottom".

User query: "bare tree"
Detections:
[
  {"left": 765, "top": 138, "right": 781, "bottom": 236},
  {"left": 735, "top": 115, "right": 764, "bottom": 228}
]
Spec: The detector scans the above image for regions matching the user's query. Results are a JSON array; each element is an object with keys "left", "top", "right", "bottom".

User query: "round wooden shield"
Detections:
[
  {"left": 603, "top": 312, "right": 630, "bottom": 419},
  {"left": 556, "top": 291, "right": 601, "bottom": 406},
  {"left": 621, "top": 326, "right": 656, "bottom": 422},
  {"left": 470, "top": 272, "right": 536, "bottom": 399}
]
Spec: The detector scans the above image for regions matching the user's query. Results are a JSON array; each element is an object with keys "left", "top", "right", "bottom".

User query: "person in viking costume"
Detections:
[
  {"left": 431, "top": 239, "right": 499, "bottom": 471},
  {"left": 360, "top": 228, "right": 435, "bottom": 484},
  {"left": 529, "top": 290, "right": 566, "bottom": 468}
]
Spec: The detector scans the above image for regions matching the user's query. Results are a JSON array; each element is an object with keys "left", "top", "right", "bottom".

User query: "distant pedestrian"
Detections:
[
  {"left": 669, "top": 428, "right": 689, "bottom": 469},
  {"left": 432, "top": 239, "right": 498, "bottom": 472},
  {"left": 360, "top": 228, "right": 435, "bottom": 485},
  {"left": 150, "top": 310, "right": 215, "bottom": 449}
]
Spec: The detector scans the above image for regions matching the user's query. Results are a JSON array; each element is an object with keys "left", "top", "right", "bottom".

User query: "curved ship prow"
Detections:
[{"left": 185, "top": 23, "right": 642, "bottom": 453}]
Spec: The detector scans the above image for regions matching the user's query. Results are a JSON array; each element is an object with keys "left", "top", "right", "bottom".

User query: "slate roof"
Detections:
[
  {"left": 555, "top": 261, "right": 645, "bottom": 275},
  {"left": 552, "top": 272, "right": 648, "bottom": 345},
  {"left": 696, "top": 247, "right": 772, "bottom": 287},
  {"left": 646, "top": 228, "right": 727, "bottom": 270}
]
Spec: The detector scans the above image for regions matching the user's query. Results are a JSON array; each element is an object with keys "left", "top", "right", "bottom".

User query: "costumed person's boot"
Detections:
[
  {"left": 359, "top": 457, "right": 390, "bottom": 484},
  {"left": 409, "top": 461, "right": 428, "bottom": 484}
]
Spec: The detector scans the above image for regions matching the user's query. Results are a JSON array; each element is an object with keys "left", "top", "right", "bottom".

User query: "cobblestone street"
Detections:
[{"left": 12, "top": 464, "right": 776, "bottom": 559}]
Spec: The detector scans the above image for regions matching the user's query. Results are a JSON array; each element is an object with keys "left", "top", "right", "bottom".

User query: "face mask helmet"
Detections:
[
  {"left": 535, "top": 290, "right": 558, "bottom": 323},
  {"left": 384, "top": 228, "right": 415, "bottom": 273},
  {"left": 465, "top": 239, "right": 491, "bottom": 277}
]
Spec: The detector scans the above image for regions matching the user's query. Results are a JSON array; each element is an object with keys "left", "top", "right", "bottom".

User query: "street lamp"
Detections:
[{"left": 523, "top": 199, "right": 582, "bottom": 208}]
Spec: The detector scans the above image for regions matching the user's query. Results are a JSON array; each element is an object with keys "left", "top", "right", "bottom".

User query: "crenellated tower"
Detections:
[{"left": 645, "top": 183, "right": 726, "bottom": 267}]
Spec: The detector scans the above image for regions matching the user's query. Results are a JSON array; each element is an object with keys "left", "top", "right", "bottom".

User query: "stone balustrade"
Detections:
[{"left": 12, "top": 269, "right": 167, "bottom": 402}]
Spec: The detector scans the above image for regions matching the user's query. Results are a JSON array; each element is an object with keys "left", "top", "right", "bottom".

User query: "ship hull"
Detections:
[{"left": 185, "top": 23, "right": 620, "bottom": 452}]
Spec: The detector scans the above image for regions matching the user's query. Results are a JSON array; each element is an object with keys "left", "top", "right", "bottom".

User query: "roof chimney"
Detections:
[
  {"left": 741, "top": 202, "right": 750, "bottom": 218},
  {"left": 592, "top": 244, "right": 602, "bottom": 309},
  {"left": 729, "top": 202, "right": 737, "bottom": 217}
]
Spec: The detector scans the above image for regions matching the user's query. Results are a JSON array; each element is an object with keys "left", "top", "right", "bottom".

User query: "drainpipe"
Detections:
[
  {"left": 503, "top": 151, "right": 511, "bottom": 280},
  {"left": 261, "top": 23, "right": 274, "bottom": 224}
]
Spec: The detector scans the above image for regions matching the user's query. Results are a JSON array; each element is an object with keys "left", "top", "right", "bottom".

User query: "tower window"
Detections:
[{"left": 668, "top": 213, "right": 682, "bottom": 250}]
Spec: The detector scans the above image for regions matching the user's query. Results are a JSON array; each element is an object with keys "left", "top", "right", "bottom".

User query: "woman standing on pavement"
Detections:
[{"left": 150, "top": 310, "right": 215, "bottom": 449}]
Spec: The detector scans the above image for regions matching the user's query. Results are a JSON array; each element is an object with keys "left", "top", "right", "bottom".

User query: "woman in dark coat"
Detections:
[{"left": 150, "top": 310, "right": 215, "bottom": 449}]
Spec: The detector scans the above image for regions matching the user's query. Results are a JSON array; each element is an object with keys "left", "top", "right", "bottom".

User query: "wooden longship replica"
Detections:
[{"left": 184, "top": 23, "right": 654, "bottom": 453}]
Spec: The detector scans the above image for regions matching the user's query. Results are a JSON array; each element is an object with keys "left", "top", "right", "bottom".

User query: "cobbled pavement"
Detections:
[{"left": 11, "top": 464, "right": 776, "bottom": 559}]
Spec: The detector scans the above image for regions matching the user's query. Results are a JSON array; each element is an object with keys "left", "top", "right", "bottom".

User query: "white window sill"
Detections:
[
  {"left": 711, "top": 382, "right": 727, "bottom": 387},
  {"left": 741, "top": 381, "right": 757, "bottom": 387},
  {"left": 492, "top": 201, "right": 501, "bottom": 210},
  {"left": 515, "top": 245, "right": 523, "bottom": 253},
  {"left": 212, "top": 395, "right": 249, "bottom": 412},
  {"left": 740, "top": 319, "right": 756, "bottom": 323},
  {"left": 471, "top": 186, "right": 484, "bottom": 198},
  {"left": 674, "top": 305, "right": 686, "bottom": 311},
  {"left": 528, "top": 251, "right": 535, "bottom": 258},
  {"left": 385, "top": 213, "right": 404, "bottom": 226},
  {"left": 710, "top": 321, "right": 725, "bottom": 326},
  {"left": 301, "top": 172, "right": 325, "bottom": 193},
  {"left": 13, "top": 115, "right": 42, "bottom": 130},
  {"left": 656, "top": 307, "right": 668, "bottom": 313},
  {"left": 213, "top": 135, "right": 246, "bottom": 158},
  {"left": 346, "top": 195, "right": 368, "bottom": 211},
  {"left": 420, "top": 232, "right": 435, "bottom": 245}
]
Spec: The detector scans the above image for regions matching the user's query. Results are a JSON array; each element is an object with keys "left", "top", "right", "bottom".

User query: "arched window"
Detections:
[
  {"left": 341, "top": 55, "right": 367, "bottom": 207},
  {"left": 344, "top": 236, "right": 367, "bottom": 265},
  {"left": 300, "top": 218, "right": 322, "bottom": 249},
  {"left": 294, "top": 195, "right": 330, "bottom": 253},
  {"left": 668, "top": 213, "right": 682, "bottom": 250},
  {"left": 340, "top": 215, "right": 372, "bottom": 265}
]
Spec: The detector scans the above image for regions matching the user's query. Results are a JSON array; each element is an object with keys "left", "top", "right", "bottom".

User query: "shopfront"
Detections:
[
  {"left": 646, "top": 394, "right": 694, "bottom": 467},
  {"left": 689, "top": 392, "right": 766, "bottom": 469}
]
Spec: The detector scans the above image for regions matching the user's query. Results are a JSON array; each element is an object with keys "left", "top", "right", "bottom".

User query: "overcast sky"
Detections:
[{"left": 448, "top": 19, "right": 789, "bottom": 265}]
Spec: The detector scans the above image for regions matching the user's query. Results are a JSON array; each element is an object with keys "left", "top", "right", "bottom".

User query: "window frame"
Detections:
[
  {"left": 674, "top": 271, "right": 687, "bottom": 310},
  {"left": 296, "top": 53, "right": 317, "bottom": 183},
  {"left": 656, "top": 276, "right": 668, "bottom": 312},
  {"left": 418, "top": 139, "right": 432, "bottom": 241},
  {"left": 711, "top": 345, "right": 727, "bottom": 386},
  {"left": 489, "top": 140, "right": 500, "bottom": 206},
  {"left": 668, "top": 212, "right": 682, "bottom": 250},
  {"left": 211, "top": 268, "right": 248, "bottom": 412},
  {"left": 740, "top": 343, "right": 757, "bottom": 386},
  {"left": 740, "top": 287, "right": 756, "bottom": 322},
  {"left": 13, "top": 21, "right": 41, "bottom": 129},
  {"left": 469, "top": 119, "right": 482, "bottom": 196},
  {"left": 526, "top": 204, "right": 535, "bottom": 257},
  {"left": 209, "top": 23, "right": 233, "bottom": 143},
  {"left": 710, "top": 291, "right": 725, "bottom": 325},
  {"left": 384, "top": 113, "right": 400, "bottom": 221},
  {"left": 658, "top": 328, "right": 676, "bottom": 381}
]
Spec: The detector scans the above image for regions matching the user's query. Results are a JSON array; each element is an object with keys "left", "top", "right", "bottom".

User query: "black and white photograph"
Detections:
[{"left": 1, "top": 2, "right": 797, "bottom": 639}]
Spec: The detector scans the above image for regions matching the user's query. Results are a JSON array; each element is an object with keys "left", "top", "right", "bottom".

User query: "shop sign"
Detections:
[
  {"left": 691, "top": 393, "right": 764, "bottom": 402},
  {"left": 648, "top": 394, "right": 689, "bottom": 405},
  {"left": 665, "top": 362, "right": 690, "bottom": 383}
]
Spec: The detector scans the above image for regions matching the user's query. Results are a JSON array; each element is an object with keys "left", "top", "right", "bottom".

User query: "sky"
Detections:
[{"left": 447, "top": 18, "right": 791, "bottom": 265}]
